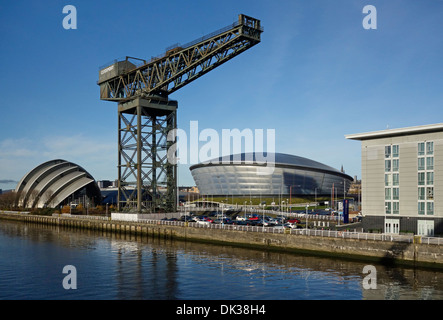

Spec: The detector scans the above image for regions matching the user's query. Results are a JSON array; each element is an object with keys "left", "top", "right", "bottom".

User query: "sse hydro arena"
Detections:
[{"left": 189, "top": 153, "right": 353, "bottom": 198}]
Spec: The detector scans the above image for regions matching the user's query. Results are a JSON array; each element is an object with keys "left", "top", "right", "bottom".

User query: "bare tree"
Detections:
[{"left": 0, "top": 191, "right": 18, "bottom": 210}]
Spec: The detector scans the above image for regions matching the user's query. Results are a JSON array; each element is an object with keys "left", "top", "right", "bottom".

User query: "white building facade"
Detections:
[{"left": 346, "top": 124, "right": 443, "bottom": 236}]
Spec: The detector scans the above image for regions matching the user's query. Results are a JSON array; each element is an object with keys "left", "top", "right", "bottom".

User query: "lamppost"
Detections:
[
  {"left": 305, "top": 204, "right": 309, "bottom": 233},
  {"left": 289, "top": 185, "right": 301, "bottom": 214},
  {"left": 262, "top": 201, "right": 266, "bottom": 232},
  {"left": 314, "top": 188, "right": 318, "bottom": 210}
]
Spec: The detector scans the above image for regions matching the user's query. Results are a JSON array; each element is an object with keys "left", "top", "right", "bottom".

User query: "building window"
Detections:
[
  {"left": 393, "top": 159, "right": 399, "bottom": 172},
  {"left": 393, "top": 188, "right": 399, "bottom": 200},
  {"left": 418, "top": 141, "right": 434, "bottom": 216},
  {"left": 393, "top": 202, "right": 400, "bottom": 214},
  {"left": 426, "top": 141, "right": 434, "bottom": 155},
  {"left": 393, "top": 145, "right": 399, "bottom": 158},
  {"left": 418, "top": 142, "right": 425, "bottom": 156},
  {"left": 385, "top": 174, "right": 391, "bottom": 186},
  {"left": 385, "top": 160, "right": 391, "bottom": 172},
  {"left": 418, "top": 202, "right": 425, "bottom": 215},
  {"left": 418, "top": 172, "right": 425, "bottom": 185},
  {"left": 393, "top": 173, "right": 399, "bottom": 186},
  {"left": 385, "top": 202, "right": 391, "bottom": 214},
  {"left": 418, "top": 158, "right": 425, "bottom": 171},
  {"left": 385, "top": 145, "right": 391, "bottom": 158},
  {"left": 427, "top": 157, "right": 434, "bottom": 170},
  {"left": 427, "top": 202, "right": 434, "bottom": 215},
  {"left": 385, "top": 144, "right": 400, "bottom": 216},
  {"left": 385, "top": 188, "right": 391, "bottom": 200},
  {"left": 427, "top": 187, "right": 434, "bottom": 200},
  {"left": 418, "top": 187, "right": 425, "bottom": 200},
  {"left": 427, "top": 172, "right": 434, "bottom": 185}
]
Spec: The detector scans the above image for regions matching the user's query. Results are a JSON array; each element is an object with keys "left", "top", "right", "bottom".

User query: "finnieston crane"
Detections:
[{"left": 98, "top": 14, "right": 263, "bottom": 213}]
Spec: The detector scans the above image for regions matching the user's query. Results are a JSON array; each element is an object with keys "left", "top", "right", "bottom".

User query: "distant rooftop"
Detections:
[{"left": 345, "top": 123, "right": 443, "bottom": 141}]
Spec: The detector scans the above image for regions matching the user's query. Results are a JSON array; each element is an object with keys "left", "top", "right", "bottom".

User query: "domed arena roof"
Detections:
[
  {"left": 190, "top": 152, "right": 351, "bottom": 180},
  {"left": 189, "top": 152, "right": 353, "bottom": 197},
  {"left": 15, "top": 159, "right": 101, "bottom": 209}
]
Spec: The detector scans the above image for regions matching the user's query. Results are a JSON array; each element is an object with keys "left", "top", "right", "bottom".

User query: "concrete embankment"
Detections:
[{"left": 1, "top": 212, "right": 442, "bottom": 269}]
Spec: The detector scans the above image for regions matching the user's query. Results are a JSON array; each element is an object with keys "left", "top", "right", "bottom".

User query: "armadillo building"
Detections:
[
  {"left": 15, "top": 159, "right": 102, "bottom": 209},
  {"left": 190, "top": 152, "right": 353, "bottom": 198}
]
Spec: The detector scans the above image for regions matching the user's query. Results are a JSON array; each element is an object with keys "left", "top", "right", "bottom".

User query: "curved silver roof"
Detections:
[
  {"left": 16, "top": 159, "right": 101, "bottom": 209},
  {"left": 190, "top": 152, "right": 352, "bottom": 180}
]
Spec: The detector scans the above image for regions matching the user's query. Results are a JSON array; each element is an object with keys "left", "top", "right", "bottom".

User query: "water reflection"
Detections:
[{"left": 0, "top": 220, "right": 442, "bottom": 300}]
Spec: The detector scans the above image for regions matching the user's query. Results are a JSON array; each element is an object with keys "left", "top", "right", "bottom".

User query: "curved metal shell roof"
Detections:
[
  {"left": 189, "top": 152, "right": 352, "bottom": 180},
  {"left": 16, "top": 159, "right": 101, "bottom": 209}
]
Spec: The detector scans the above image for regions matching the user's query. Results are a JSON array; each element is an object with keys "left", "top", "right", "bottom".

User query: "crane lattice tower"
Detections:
[{"left": 97, "top": 14, "right": 263, "bottom": 213}]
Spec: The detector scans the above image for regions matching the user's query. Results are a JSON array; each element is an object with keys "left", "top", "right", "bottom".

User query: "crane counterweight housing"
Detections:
[{"left": 98, "top": 14, "right": 262, "bottom": 213}]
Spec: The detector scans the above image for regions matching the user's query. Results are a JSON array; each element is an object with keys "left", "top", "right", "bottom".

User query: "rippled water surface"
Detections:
[{"left": 0, "top": 220, "right": 442, "bottom": 300}]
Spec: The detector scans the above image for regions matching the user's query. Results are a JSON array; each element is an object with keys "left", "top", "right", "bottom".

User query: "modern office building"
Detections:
[
  {"left": 190, "top": 152, "right": 353, "bottom": 199},
  {"left": 346, "top": 123, "right": 443, "bottom": 236}
]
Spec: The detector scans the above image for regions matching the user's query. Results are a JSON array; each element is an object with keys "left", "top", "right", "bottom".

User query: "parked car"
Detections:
[
  {"left": 287, "top": 218, "right": 301, "bottom": 224},
  {"left": 232, "top": 220, "right": 248, "bottom": 226},
  {"left": 214, "top": 218, "right": 232, "bottom": 224},
  {"left": 196, "top": 220, "right": 211, "bottom": 226},
  {"left": 272, "top": 224, "right": 291, "bottom": 230}
]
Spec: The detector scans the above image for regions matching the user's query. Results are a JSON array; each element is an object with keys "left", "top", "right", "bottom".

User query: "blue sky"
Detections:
[{"left": 1, "top": 0, "right": 443, "bottom": 190}]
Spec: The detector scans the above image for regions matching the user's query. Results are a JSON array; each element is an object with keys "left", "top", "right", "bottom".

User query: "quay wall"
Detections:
[{"left": 0, "top": 212, "right": 442, "bottom": 269}]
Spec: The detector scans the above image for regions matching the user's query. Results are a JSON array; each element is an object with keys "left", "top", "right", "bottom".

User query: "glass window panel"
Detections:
[
  {"left": 418, "top": 172, "right": 425, "bottom": 185},
  {"left": 418, "top": 202, "right": 425, "bottom": 215},
  {"left": 427, "top": 172, "right": 434, "bottom": 185},
  {"left": 385, "top": 146, "right": 391, "bottom": 158},
  {"left": 426, "top": 141, "right": 433, "bottom": 155},
  {"left": 393, "top": 188, "right": 399, "bottom": 200},
  {"left": 427, "top": 187, "right": 434, "bottom": 200},
  {"left": 427, "top": 157, "right": 434, "bottom": 170},
  {"left": 385, "top": 174, "right": 392, "bottom": 187},
  {"left": 427, "top": 202, "right": 434, "bottom": 215},
  {"left": 385, "top": 202, "right": 391, "bottom": 214},
  {"left": 418, "top": 187, "right": 425, "bottom": 200},
  {"left": 393, "top": 159, "right": 399, "bottom": 172},
  {"left": 385, "top": 188, "right": 391, "bottom": 200},
  {"left": 393, "top": 173, "right": 399, "bottom": 186},
  {"left": 418, "top": 158, "right": 425, "bottom": 170},
  {"left": 418, "top": 142, "right": 425, "bottom": 156},
  {"left": 385, "top": 160, "right": 391, "bottom": 172},
  {"left": 392, "top": 145, "right": 399, "bottom": 158},
  {"left": 393, "top": 202, "right": 399, "bottom": 214}
]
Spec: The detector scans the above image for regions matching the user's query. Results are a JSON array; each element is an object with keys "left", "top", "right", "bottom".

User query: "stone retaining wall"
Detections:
[{"left": 1, "top": 212, "right": 442, "bottom": 269}]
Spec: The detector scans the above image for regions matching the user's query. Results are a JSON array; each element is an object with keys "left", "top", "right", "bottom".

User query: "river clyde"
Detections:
[{"left": 0, "top": 220, "right": 442, "bottom": 301}]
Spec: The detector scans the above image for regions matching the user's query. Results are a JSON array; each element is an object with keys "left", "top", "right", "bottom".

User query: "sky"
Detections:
[{"left": 1, "top": 0, "right": 443, "bottom": 190}]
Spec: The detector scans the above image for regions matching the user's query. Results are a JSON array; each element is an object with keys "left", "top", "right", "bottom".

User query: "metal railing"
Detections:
[
  {"left": 52, "top": 213, "right": 110, "bottom": 221},
  {"left": 1, "top": 211, "right": 441, "bottom": 245},
  {"left": 135, "top": 218, "right": 442, "bottom": 245}
]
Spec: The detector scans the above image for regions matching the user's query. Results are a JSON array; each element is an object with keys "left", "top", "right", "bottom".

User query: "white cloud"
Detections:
[{"left": 0, "top": 134, "right": 116, "bottom": 182}]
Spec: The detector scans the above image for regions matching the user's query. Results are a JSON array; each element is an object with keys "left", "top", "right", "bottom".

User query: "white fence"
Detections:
[
  {"left": 2, "top": 211, "right": 440, "bottom": 245},
  {"left": 136, "top": 218, "right": 443, "bottom": 245}
]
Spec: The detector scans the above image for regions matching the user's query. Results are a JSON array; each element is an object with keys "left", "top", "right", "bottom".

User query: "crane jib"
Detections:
[{"left": 98, "top": 14, "right": 262, "bottom": 101}]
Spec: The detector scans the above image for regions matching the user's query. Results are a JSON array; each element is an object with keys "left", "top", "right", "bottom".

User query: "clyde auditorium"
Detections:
[
  {"left": 15, "top": 159, "right": 102, "bottom": 209},
  {"left": 190, "top": 153, "right": 353, "bottom": 197}
]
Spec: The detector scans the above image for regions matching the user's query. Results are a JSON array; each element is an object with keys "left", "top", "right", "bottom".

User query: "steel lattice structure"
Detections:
[{"left": 98, "top": 14, "right": 262, "bottom": 212}]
